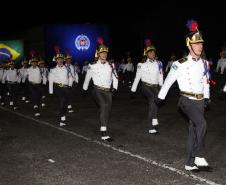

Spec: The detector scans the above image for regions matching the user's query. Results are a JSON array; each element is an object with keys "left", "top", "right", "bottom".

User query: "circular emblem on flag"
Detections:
[
  {"left": 75, "top": 34, "right": 90, "bottom": 50},
  {"left": 0, "top": 48, "right": 11, "bottom": 62}
]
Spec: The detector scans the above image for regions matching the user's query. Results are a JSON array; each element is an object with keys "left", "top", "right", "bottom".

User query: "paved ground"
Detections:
[{"left": 0, "top": 74, "right": 226, "bottom": 185}]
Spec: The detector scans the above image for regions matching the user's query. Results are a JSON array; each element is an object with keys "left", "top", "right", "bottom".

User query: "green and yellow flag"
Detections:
[{"left": 0, "top": 40, "right": 24, "bottom": 64}]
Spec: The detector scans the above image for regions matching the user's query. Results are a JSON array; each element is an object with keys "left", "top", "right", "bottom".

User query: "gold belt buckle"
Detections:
[
  {"left": 59, "top": 83, "right": 63, "bottom": 87},
  {"left": 196, "top": 94, "right": 203, "bottom": 99}
]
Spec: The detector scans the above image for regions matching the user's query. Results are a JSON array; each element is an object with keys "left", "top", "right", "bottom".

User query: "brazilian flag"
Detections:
[{"left": 0, "top": 40, "right": 24, "bottom": 64}]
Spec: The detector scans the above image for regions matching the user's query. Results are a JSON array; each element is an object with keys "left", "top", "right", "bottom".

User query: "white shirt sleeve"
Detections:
[
  {"left": 83, "top": 65, "right": 93, "bottom": 90},
  {"left": 16, "top": 70, "right": 22, "bottom": 83},
  {"left": 158, "top": 61, "right": 164, "bottom": 86},
  {"left": 223, "top": 84, "right": 226, "bottom": 92},
  {"left": 73, "top": 66, "right": 79, "bottom": 83},
  {"left": 2, "top": 71, "right": 7, "bottom": 84},
  {"left": 203, "top": 75, "right": 210, "bottom": 99},
  {"left": 112, "top": 67, "right": 118, "bottom": 90},
  {"left": 203, "top": 61, "right": 210, "bottom": 99},
  {"left": 158, "top": 71, "right": 163, "bottom": 86},
  {"left": 42, "top": 69, "right": 48, "bottom": 85},
  {"left": 48, "top": 69, "right": 54, "bottom": 94},
  {"left": 158, "top": 64, "right": 178, "bottom": 99},
  {"left": 131, "top": 63, "right": 142, "bottom": 92}
]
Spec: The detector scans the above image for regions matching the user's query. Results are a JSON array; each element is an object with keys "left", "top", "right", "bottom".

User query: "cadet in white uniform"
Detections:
[
  {"left": 2, "top": 61, "right": 20, "bottom": 109},
  {"left": 38, "top": 59, "right": 48, "bottom": 107},
  {"left": 117, "top": 58, "right": 126, "bottom": 85},
  {"left": 165, "top": 55, "right": 176, "bottom": 73},
  {"left": 19, "top": 59, "right": 30, "bottom": 103},
  {"left": 49, "top": 52, "right": 73, "bottom": 126},
  {"left": 131, "top": 39, "right": 163, "bottom": 134},
  {"left": 158, "top": 20, "right": 211, "bottom": 172},
  {"left": 82, "top": 61, "right": 89, "bottom": 75},
  {"left": 0, "top": 64, "right": 6, "bottom": 105},
  {"left": 83, "top": 38, "right": 118, "bottom": 142},
  {"left": 123, "top": 57, "right": 134, "bottom": 87},
  {"left": 26, "top": 58, "right": 43, "bottom": 116},
  {"left": 215, "top": 50, "right": 226, "bottom": 74},
  {"left": 65, "top": 54, "right": 79, "bottom": 113}
]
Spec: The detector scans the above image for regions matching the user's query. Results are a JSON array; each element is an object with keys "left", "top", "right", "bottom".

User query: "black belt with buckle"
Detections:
[
  {"left": 94, "top": 85, "right": 110, "bottom": 92},
  {"left": 30, "top": 82, "right": 41, "bottom": 85},
  {"left": 142, "top": 82, "right": 159, "bottom": 87},
  {"left": 7, "top": 81, "right": 16, "bottom": 84},
  {"left": 180, "top": 91, "right": 204, "bottom": 99},
  {"left": 54, "top": 83, "right": 69, "bottom": 88}
]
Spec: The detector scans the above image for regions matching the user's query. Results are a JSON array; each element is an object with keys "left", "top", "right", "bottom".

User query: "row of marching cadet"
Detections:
[{"left": 1, "top": 20, "right": 226, "bottom": 173}]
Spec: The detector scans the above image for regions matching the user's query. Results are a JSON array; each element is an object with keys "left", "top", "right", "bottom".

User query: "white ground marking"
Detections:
[{"left": 0, "top": 106, "right": 221, "bottom": 185}]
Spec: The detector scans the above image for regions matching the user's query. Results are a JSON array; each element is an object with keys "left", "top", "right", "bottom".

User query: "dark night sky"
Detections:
[{"left": 1, "top": 1, "right": 226, "bottom": 63}]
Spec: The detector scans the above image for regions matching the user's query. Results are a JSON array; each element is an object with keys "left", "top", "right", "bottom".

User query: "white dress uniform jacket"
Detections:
[
  {"left": 158, "top": 54, "right": 210, "bottom": 100},
  {"left": 83, "top": 61, "right": 118, "bottom": 90},
  {"left": 19, "top": 67, "right": 28, "bottom": 83},
  {"left": 48, "top": 65, "right": 73, "bottom": 94},
  {"left": 26, "top": 66, "right": 42, "bottom": 84},
  {"left": 65, "top": 64, "right": 79, "bottom": 84},
  {"left": 2, "top": 68, "right": 20, "bottom": 83},
  {"left": 131, "top": 59, "right": 163, "bottom": 92},
  {"left": 0, "top": 69, "right": 4, "bottom": 83}
]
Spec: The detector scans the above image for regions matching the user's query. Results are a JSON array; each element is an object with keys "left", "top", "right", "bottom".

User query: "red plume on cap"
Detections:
[
  {"left": 97, "top": 37, "right": 104, "bottom": 45},
  {"left": 29, "top": 49, "right": 36, "bottom": 58},
  {"left": 144, "top": 39, "right": 152, "bottom": 46},
  {"left": 53, "top": 45, "right": 60, "bottom": 53},
  {"left": 186, "top": 19, "right": 198, "bottom": 32}
]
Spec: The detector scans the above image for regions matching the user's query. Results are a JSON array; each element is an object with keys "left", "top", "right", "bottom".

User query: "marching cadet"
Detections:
[
  {"left": 74, "top": 62, "right": 81, "bottom": 76},
  {"left": 165, "top": 54, "right": 177, "bottom": 73},
  {"left": 82, "top": 61, "right": 89, "bottom": 75},
  {"left": 0, "top": 64, "right": 6, "bottom": 105},
  {"left": 215, "top": 50, "right": 226, "bottom": 75},
  {"left": 131, "top": 39, "right": 163, "bottom": 134},
  {"left": 83, "top": 37, "right": 118, "bottom": 142},
  {"left": 19, "top": 59, "right": 30, "bottom": 103},
  {"left": 157, "top": 20, "right": 211, "bottom": 172},
  {"left": 117, "top": 58, "right": 126, "bottom": 85},
  {"left": 64, "top": 51, "right": 79, "bottom": 113},
  {"left": 27, "top": 57, "right": 43, "bottom": 116},
  {"left": 2, "top": 60, "right": 20, "bottom": 110},
  {"left": 123, "top": 57, "right": 134, "bottom": 88},
  {"left": 49, "top": 49, "right": 73, "bottom": 126},
  {"left": 38, "top": 58, "right": 48, "bottom": 107},
  {"left": 0, "top": 52, "right": 12, "bottom": 106}
]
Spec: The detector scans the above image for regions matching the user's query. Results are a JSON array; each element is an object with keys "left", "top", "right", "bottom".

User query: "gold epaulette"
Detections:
[{"left": 178, "top": 57, "right": 187, "bottom": 63}]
